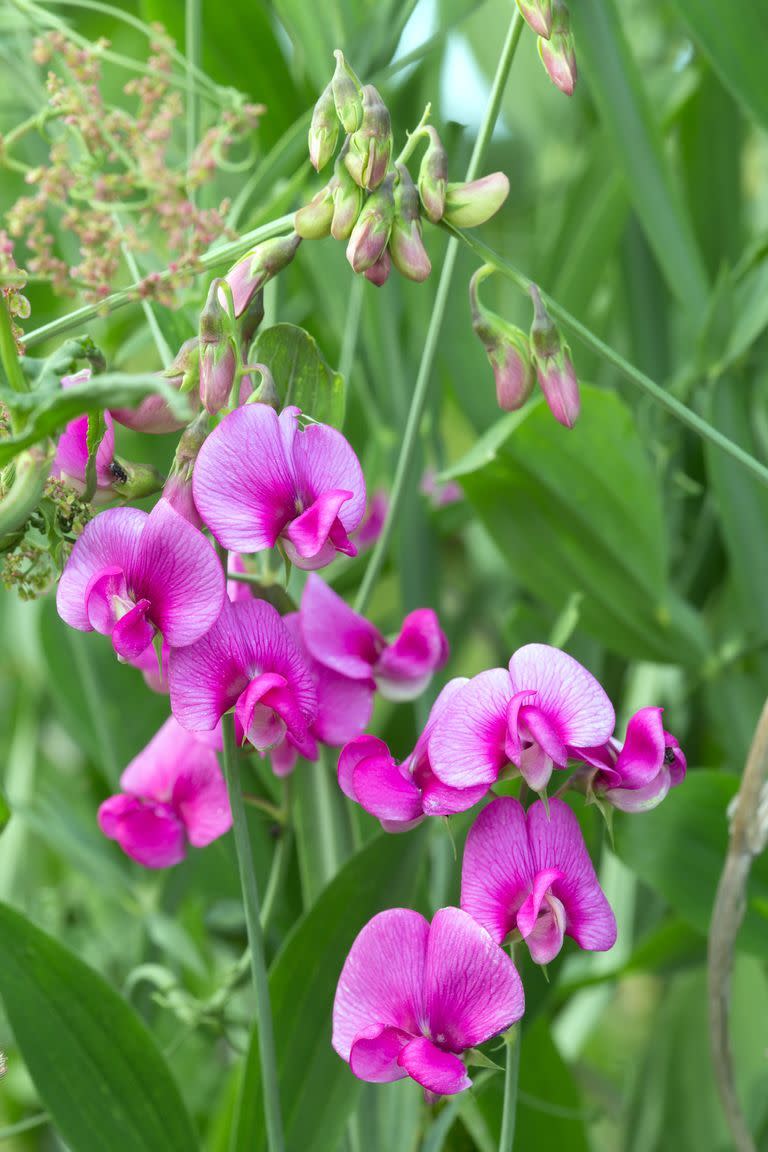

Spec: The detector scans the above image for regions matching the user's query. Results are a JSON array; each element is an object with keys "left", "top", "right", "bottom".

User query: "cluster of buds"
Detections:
[
  {"left": 517, "top": 0, "right": 577, "bottom": 96},
  {"left": 296, "top": 52, "right": 510, "bottom": 287},
  {"left": 470, "top": 268, "right": 579, "bottom": 428}
]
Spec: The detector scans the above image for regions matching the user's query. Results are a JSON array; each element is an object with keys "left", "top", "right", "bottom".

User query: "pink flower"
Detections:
[
  {"left": 429, "top": 645, "right": 614, "bottom": 794},
  {"left": 56, "top": 501, "right": 225, "bottom": 661},
  {"left": 420, "top": 469, "right": 463, "bottom": 508},
  {"left": 168, "top": 598, "right": 317, "bottom": 754},
  {"left": 52, "top": 370, "right": 117, "bottom": 498},
  {"left": 129, "top": 640, "right": 169, "bottom": 693},
  {"left": 461, "top": 797, "right": 616, "bottom": 963},
  {"left": 98, "top": 716, "right": 231, "bottom": 868},
  {"left": 193, "top": 404, "right": 366, "bottom": 570},
  {"left": 301, "top": 575, "right": 448, "bottom": 702},
  {"left": 333, "top": 906, "right": 524, "bottom": 1096},
  {"left": 353, "top": 489, "right": 388, "bottom": 551},
  {"left": 338, "top": 679, "right": 488, "bottom": 830},
  {"left": 579, "top": 706, "right": 686, "bottom": 813}
]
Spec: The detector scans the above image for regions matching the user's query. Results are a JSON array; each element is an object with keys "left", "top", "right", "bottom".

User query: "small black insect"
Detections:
[
  {"left": 110, "top": 460, "right": 128, "bottom": 484},
  {"left": 663, "top": 746, "right": 676, "bottom": 765}
]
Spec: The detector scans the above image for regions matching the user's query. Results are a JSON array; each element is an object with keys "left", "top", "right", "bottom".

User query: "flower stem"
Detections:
[
  {"left": 0, "top": 300, "right": 28, "bottom": 397},
  {"left": 222, "top": 714, "right": 285, "bottom": 1152},
  {"left": 354, "top": 6, "right": 525, "bottom": 614},
  {"left": 499, "top": 1023, "right": 521, "bottom": 1152}
]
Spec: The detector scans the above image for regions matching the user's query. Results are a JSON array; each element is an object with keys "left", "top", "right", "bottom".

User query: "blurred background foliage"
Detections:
[{"left": 1, "top": 0, "right": 768, "bottom": 1148}]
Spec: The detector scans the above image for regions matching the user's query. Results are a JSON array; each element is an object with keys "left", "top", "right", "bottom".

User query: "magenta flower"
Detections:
[
  {"left": 129, "top": 640, "right": 170, "bottom": 694},
  {"left": 429, "top": 644, "right": 614, "bottom": 794},
  {"left": 98, "top": 716, "right": 231, "bottom": 868},
  {"left": 353, "top": 489, "right": 389, "bottom": 551},
  {"left": 338, "top": 679, "right": 489, "bottom": 830},
  {"left": 52, "top": 370, "right": 117, "bottom": 498},
  {"left": 333, "top": 906, "right": 524, "bottom": 1096},
  {"left": 56, "top": 501, "right": 225, "bottom": 661},
  {"left": 169, "top": 598, "right": 317, "bottom": 755},
  {"left": 301, "top": 575, "right": 448, "bottom": 702},
  {"left": 461, "top": 797, "right": 616, "bottom": 964},
  {"left": 580, "top": 706, "right": 686, "bottom": 813},
  {"left": 193, "top": 404, "right": 366, "bottom": 570}
]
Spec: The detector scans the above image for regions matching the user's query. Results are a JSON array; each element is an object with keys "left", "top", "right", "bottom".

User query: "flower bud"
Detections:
[
  {"left": 161, "top": 410, "right": 208, "bottom": 529},
  {"left": 226, "top": 233, "right": 302, "bottom": 317},
  {"left": 332, "top": 50, "right": 363, "bottom": 134},
  {"left": 331, "top": 153, "right": 364, "bottom": 241},
  {"left": 364, "top": 249, "right": 391, "bottom": 287},
  {"left": 417, "top": 126, "right": 448, "bottom": 224},
  {"left": 529, "top": 284, "right": 580, "bottom": 428},
  {"left": 240, "top": 289, "right": 265, "bottom": 348},
  {"left": 111, "top": 339, "right": 199, "bottom": 433},
  {"left": 538, "top": 0, "right": 577, "bottom": 96},
  {"left": 308, "top": 81, "right": 339, "bottom": 171},
  {"left": 199, "top": 279, "right": 236, "bottom": 415},
  {"left": 443, "top": 173, "right": 510, "bottom": 228},
  {"left": 244, "top": 364, "right": 281, "bottom": 411},
  {"left": 516, "top": 0, "right": 552, "bottom": 38},
  {"left": 389, "top": 164, "right": 431, "bottom": 282},
  {"left": 470, "top": 268, "right": 534, "bottom": 412},
  {"left": 295, "top": 182, "right": 336, "bottom": 240},
  {"left": 344, "top": 85, "right": 393, "bottom": 191},
  {"left": 0, "top": 443, "right": 54, "bottom": 538},
  {"left": 346, "top": 174, "right": 395, "bottom": 273},
  {"left": 108, "top": 458, "right": 164, "bottom": 501}
]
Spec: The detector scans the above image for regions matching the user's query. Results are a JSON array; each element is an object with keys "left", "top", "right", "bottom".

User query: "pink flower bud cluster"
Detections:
[{"left": 517, "top": 0, "right": 578, "bottom": 95}]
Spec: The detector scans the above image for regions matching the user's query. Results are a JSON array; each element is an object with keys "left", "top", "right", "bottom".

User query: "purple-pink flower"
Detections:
[
  {"left": 429, "top": 644, "right": 614, "bottom": 794},
  {"left": 461, "top": 797, "right": 616, "bottom": 964},
  {"left": 98, "top": 716, "right": 231, "bottom": 868},
  {"left": 338, "top": 679, "right": 489, "bottom": 830},
  {"left": 301, "top": 574, "right": 448, "bottom": 702},
  {"left": 52, "top": 370, "right": 117, "bottom": 498},
  {"left": 353, "top": 489, "right": 388, "bottom": 551},
  {"left": 579, "top": 706, "right": 686, "bottom": 813},
  {"left": 333, "top": 906, "right": 524, "bottom": 1096},
  {"left": 168, "top": 598, "right": 317, "bottom": 754},
  {"left": 56, "top": 501, "right": 225, "bottom": 661},
  {"left": 193, "top": 404, "right": 366, "bottom": 570}
]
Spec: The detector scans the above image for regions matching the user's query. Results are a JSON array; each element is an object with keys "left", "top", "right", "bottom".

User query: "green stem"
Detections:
[
  {"left": 499, "top": 1024, "right": 521, "bottom": 1152},
  {"left": 260, "top": 779, "right": 293, "bottom": 931},
  {"left": 445, "top": 224, "right": 768, "bottom": 491},
  {"left": 354, "top": 7, "right": 525, "bottom": 613},
  {"left": 222, "top": 715, "right": 285, "bottom": 1152},
  {"left": 0, "top": 1113, "right": 49, "bottom": 1140},
  {"left": 395, "top": 102, "right": 432, "bottom": 167},
  {"left": 0, "top": 300, "right": 28, "bottom": 397}
]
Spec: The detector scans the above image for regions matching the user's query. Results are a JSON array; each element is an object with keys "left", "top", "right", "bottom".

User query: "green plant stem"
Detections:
[
  {"left": 499, "top": 1024, "right": 521, "bottom": 1152},
  {"left": 444, "top": 224, "right": 768, "bottom": 491},
  {"left": 222, "top": 715, "right": 285, "bottom": 1152},
  {"left": 0, "top": 1113, "right": 49, "bottom": 1140},
  {"left": 0, "top": 301, "right": 28, "bottom": 399},
  {"left": 354, "top": 7, "right": 525, "bottom": 614}
]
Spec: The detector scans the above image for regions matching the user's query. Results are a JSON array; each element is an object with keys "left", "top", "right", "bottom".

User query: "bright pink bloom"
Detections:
[
  {"left": 579, "top": 706, "right": 686, "bottom": 813},
  {"left": 98, "top": 716, "right": 231, "bottom": 868},
  {"left": 56, "top": 502, "right": 225, "bottom": 662},
  {"left": 461, "top": 797, "right": 616, "bottom": 964},
  {"left": 193, "top": 404, "right": 366, "bottom": 570},
  {"left": 52, "top": 370, "right": 116, "bottom": 497},
  {"left": 168, "top": 598, "right": 317, "bottom": 755},
  {"left": 338, "top": 679, "right": 488, "bottom": 830},
  {"left": 429, "top": 645, "right": 614, "bottom": 794},
  {"left": 333, "top": 906, "right": 524, "bottom": 1096},
  {"left": 353, "top": 489, "right": 388, "bottom": 550},
  {"left": 301, "top": 575, "right": 448, "bottom": 702}
]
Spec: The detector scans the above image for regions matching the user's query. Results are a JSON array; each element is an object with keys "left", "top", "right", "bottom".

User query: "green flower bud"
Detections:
[
  {"left": 443, "top": 173, "right": 510, "bottom": 228},
  {"left": 331, "top": 152, "right": 364, "bottom": 241},
  {"left": 470, "top": 267, "right": 534, "bottom": 412},
  {"left": 516, "top": 0, "right": 553, "bottom": 38},
  {"left": 309, "top": 81, "right": 339, "bottom": 171},
  {"left": 389, "top": 164, "right": 431, "bottom": 282},
  {"left": 346, "top": 174, "right": 395, "bottom": 273},
  {"left": 417, "top": 126, "right": 448, "bottom": 223},
  {"left": 344, "top": 85, "right": 393, "bottom": 191},
  {"left": 538, "top": 0, "right": 577, "bottom": 96},
  {"left": 295, "top": 182, "right": 336, "bottom": 240},
  {"left": 332, "top": 50, "right": 363, "bottom": 134},
  {"left": 226, "top": 233, "right": 301, "bottom": 317},
  {"left": 0, "top": 442, "right": 54, "bottom": 539},
  {"left": 529, "top": 284, "right": 579, "bottom": 427}
]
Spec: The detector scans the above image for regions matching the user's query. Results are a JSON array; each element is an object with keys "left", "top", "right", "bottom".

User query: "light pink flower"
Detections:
[
  {"left": 338, "top": 679, "right": 488, "bottom": 830},
  {"left": 301, "top": 575, "right": 448, "bottom": 702},
  {"left": 168, "top": 599, "right": 317, "bottom": 755},
  {"left": 52, "top": 370, "right": 117, "bottom": 498},
  {"left": 579, "top": 706, "right": 686, "bottom": 813},
  {"left": 353, "top": 489, "right": 388, "bottom": 551},
  {"left": 193, "top": 404, "right": 366, "bottom": 570},
  {"left": 98, "top": 716, "right": 231, "bottom": 868},
  {"left": 333, "top": 906, "right": 524, "bottom": 1096},
  {"left": 429, "top": 645, "right": 614, "bottom": 794},
  {"left": 461, "top": 797, "right": 616, "bottom": 964},
  {"left": 56, "top": 501, "right": 225, "bottom": 662}
]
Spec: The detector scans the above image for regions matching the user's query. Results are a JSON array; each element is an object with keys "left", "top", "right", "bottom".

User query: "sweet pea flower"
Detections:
[
  {"left": 579, "top": 706, "right": 686, "bottom": 813},
  {"left": 338, "top": 679, "right": 489, "bottom": 830},
  {"left": 429, "top": 644, "right": 614, "bottom": 794},
  {"left": 300, "top": 575, "right": 448, "bottom": 702},
  {"left": 353, "top": 489, "right": 388, "bottom": 551},
  {"left": 98, "top": 716, "right": 231, "bottom": 868},
  {"left": 461, "top": 797, "right": 616, "bottom": 964},
  {"left": 129, "top": 640, "right": 169, "bottom": 693},
  {"left": 193, "top": 404, "right": 366, "bottom": 570},
  {"left": 169, "top": 598, "right": 317, "bottom": 755},
  {"left": 333, "top": 907, "right": 524, "bottom": 1096},
  {"left": 56, "top": 501, "right": 225, "bottom": 662},
  {"left": 52, "top": 370, "right": 117, "bottom": 499}
]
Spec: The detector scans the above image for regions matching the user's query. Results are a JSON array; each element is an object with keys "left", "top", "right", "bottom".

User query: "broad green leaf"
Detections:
[
  {"left": 252, "top": 322, "right": 346, "bottom": 428},
  {"left": 446, "top": 388, "right": 708, "bottom": 663},
  {"left": 0, "top": 901, "right": 199, "bottom": 1152},
  {"left": 232, "top": 828, "right": 427, "bottom": 1152}
]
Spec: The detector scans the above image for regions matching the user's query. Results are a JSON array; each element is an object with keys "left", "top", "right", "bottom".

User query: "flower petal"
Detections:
[
  {"left": 349, "top": 1025, "right": 411, "bottom": 1084},
  {"left": 351, "top": 752, "right": 423, "bottom": 824},
  {"left": 515, "top": 867, "right": 564, "bottom": 938},
  {"left": 612, "top": 707, "right": 665, "bottom": 788},
  {"left": 98, "top": 794, "right": 186, "bottom": 868},
  {"left": 338, "top": 735, "right": 391, "bottom": 800},
  {"left": 111, "top": 598, "right": 155, "bottom": 661},
  {"left": 508, "top": 644, "right": 614, "bottom": 748},
  {"left": 121, "top": 715, "right": 198, "bottom": 799},
  {"left": 301, "top": 574, "right": 382, "bottom": 681},
  {"left": 398, "top": 1036, "right": 471, "bottom": 1096},
  {"left": 281, "top": 489, "right": 355, "bottom": 569},
  {"left": 428, "top": 669, "right": 512, "bottom": 790},
  {"left": 374, "top": 609, "right": 448, "bottom": 702},
  {"left": 171, "top": 754, "right": 231, "bottom": 847},
  {"left": 604, "top": 775, "right": 671, "bottom": 813},
  {"left": 291, "top": 417, "right": 366, "bottom": 535},
  {"left": 461, "top": 797, "right": 532, "bottom": 944},
  {"left": 54, "top": 410, "right": 115, "bottom": 488},
  {"left": 313, "top": 666, "right": 374, "bottom": 746},
  {"left": 57, "top": 507, "right": 146, "bottom": 631}
]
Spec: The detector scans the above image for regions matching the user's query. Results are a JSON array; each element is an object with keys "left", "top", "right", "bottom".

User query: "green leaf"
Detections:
[
  {"left": 252, "top": 323, "right": 346, "bottom": 428},
  {"left": 0, "top": 901, "right": 199, "bottom": 1152},
  {"left": 446, "top": 388, "right": 708, "bottom": 663},
  {"left": 232, "top": 828, "right": 427, "bottom": 1152},
  {"left": 0, "top": 788, "right": 9, "bottom": 835}
]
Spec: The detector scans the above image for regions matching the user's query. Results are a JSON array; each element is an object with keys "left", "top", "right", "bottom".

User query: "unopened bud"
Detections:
[
  {"left": 344, "top": 85, "right": 393, "bottom": 191},
  {"left": 226, "top": 233, "right": 302, "bottom": 317},
  {"left": 295, "top": 182, "right": 336, "bottom": 240},
  {"left": 332, "top": 50, "right": 363, "bottom": 134},
  {"left": 240, "top": 290, "right": 265, "bottom": 348},
  {"left": 199, "top": 278, "right": 229, "bottom": 344},
  {"left": 516, "top": 0, "right": 552, "bottom": 38},
  {"left": 529, "top": 284, "right": 579, "bottom": 427},
  {"left": 389, "top": 165, "right": 431, "bottom": 282},
  {"left": 162, "top": 410, "right": 208, "bottom": 529},
  {"left": 364, "top": 249, "right": 391, "bottom": 287},
  {"left": 470, "top": 268, "right": 534, "bottom": 412},
  {"left": 538, "top": 0, "right": 577, "bottom": 95},
  {"left": 309, "top": 81, "right": 339, "bottom": 171},
  {"left": 111, "top": 339, "right": 198, "bottom": 433},
  {"left": 108, "top": 457, "right": 164, "bottom": 501},
  {"left": 417, "top": 126, "right": 448, "bottom": 224},
  {"left": 199, "top": 343, "right": 236, "bottom": 415},
  {"left": 443, "top": 173, "right": 509, "bottom": 228},
  {"left": 0, "top": 443, "right": 54, "bottom": 537},
  {"left": 346, "top": 174, "right": 395, "bottom": 273},
  {"left": 331, "top": 152, "right": 364, "bottom": 241}
]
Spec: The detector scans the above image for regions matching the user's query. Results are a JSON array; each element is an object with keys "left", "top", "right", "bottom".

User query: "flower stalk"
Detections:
[{"left": 499, "top": 1023, "right": 521, "bottom": 1152}]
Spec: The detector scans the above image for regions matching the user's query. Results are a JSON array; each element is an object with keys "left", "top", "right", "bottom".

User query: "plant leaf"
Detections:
[{"left": 252, "top": 323, "right": 346, "bottom": 428}]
